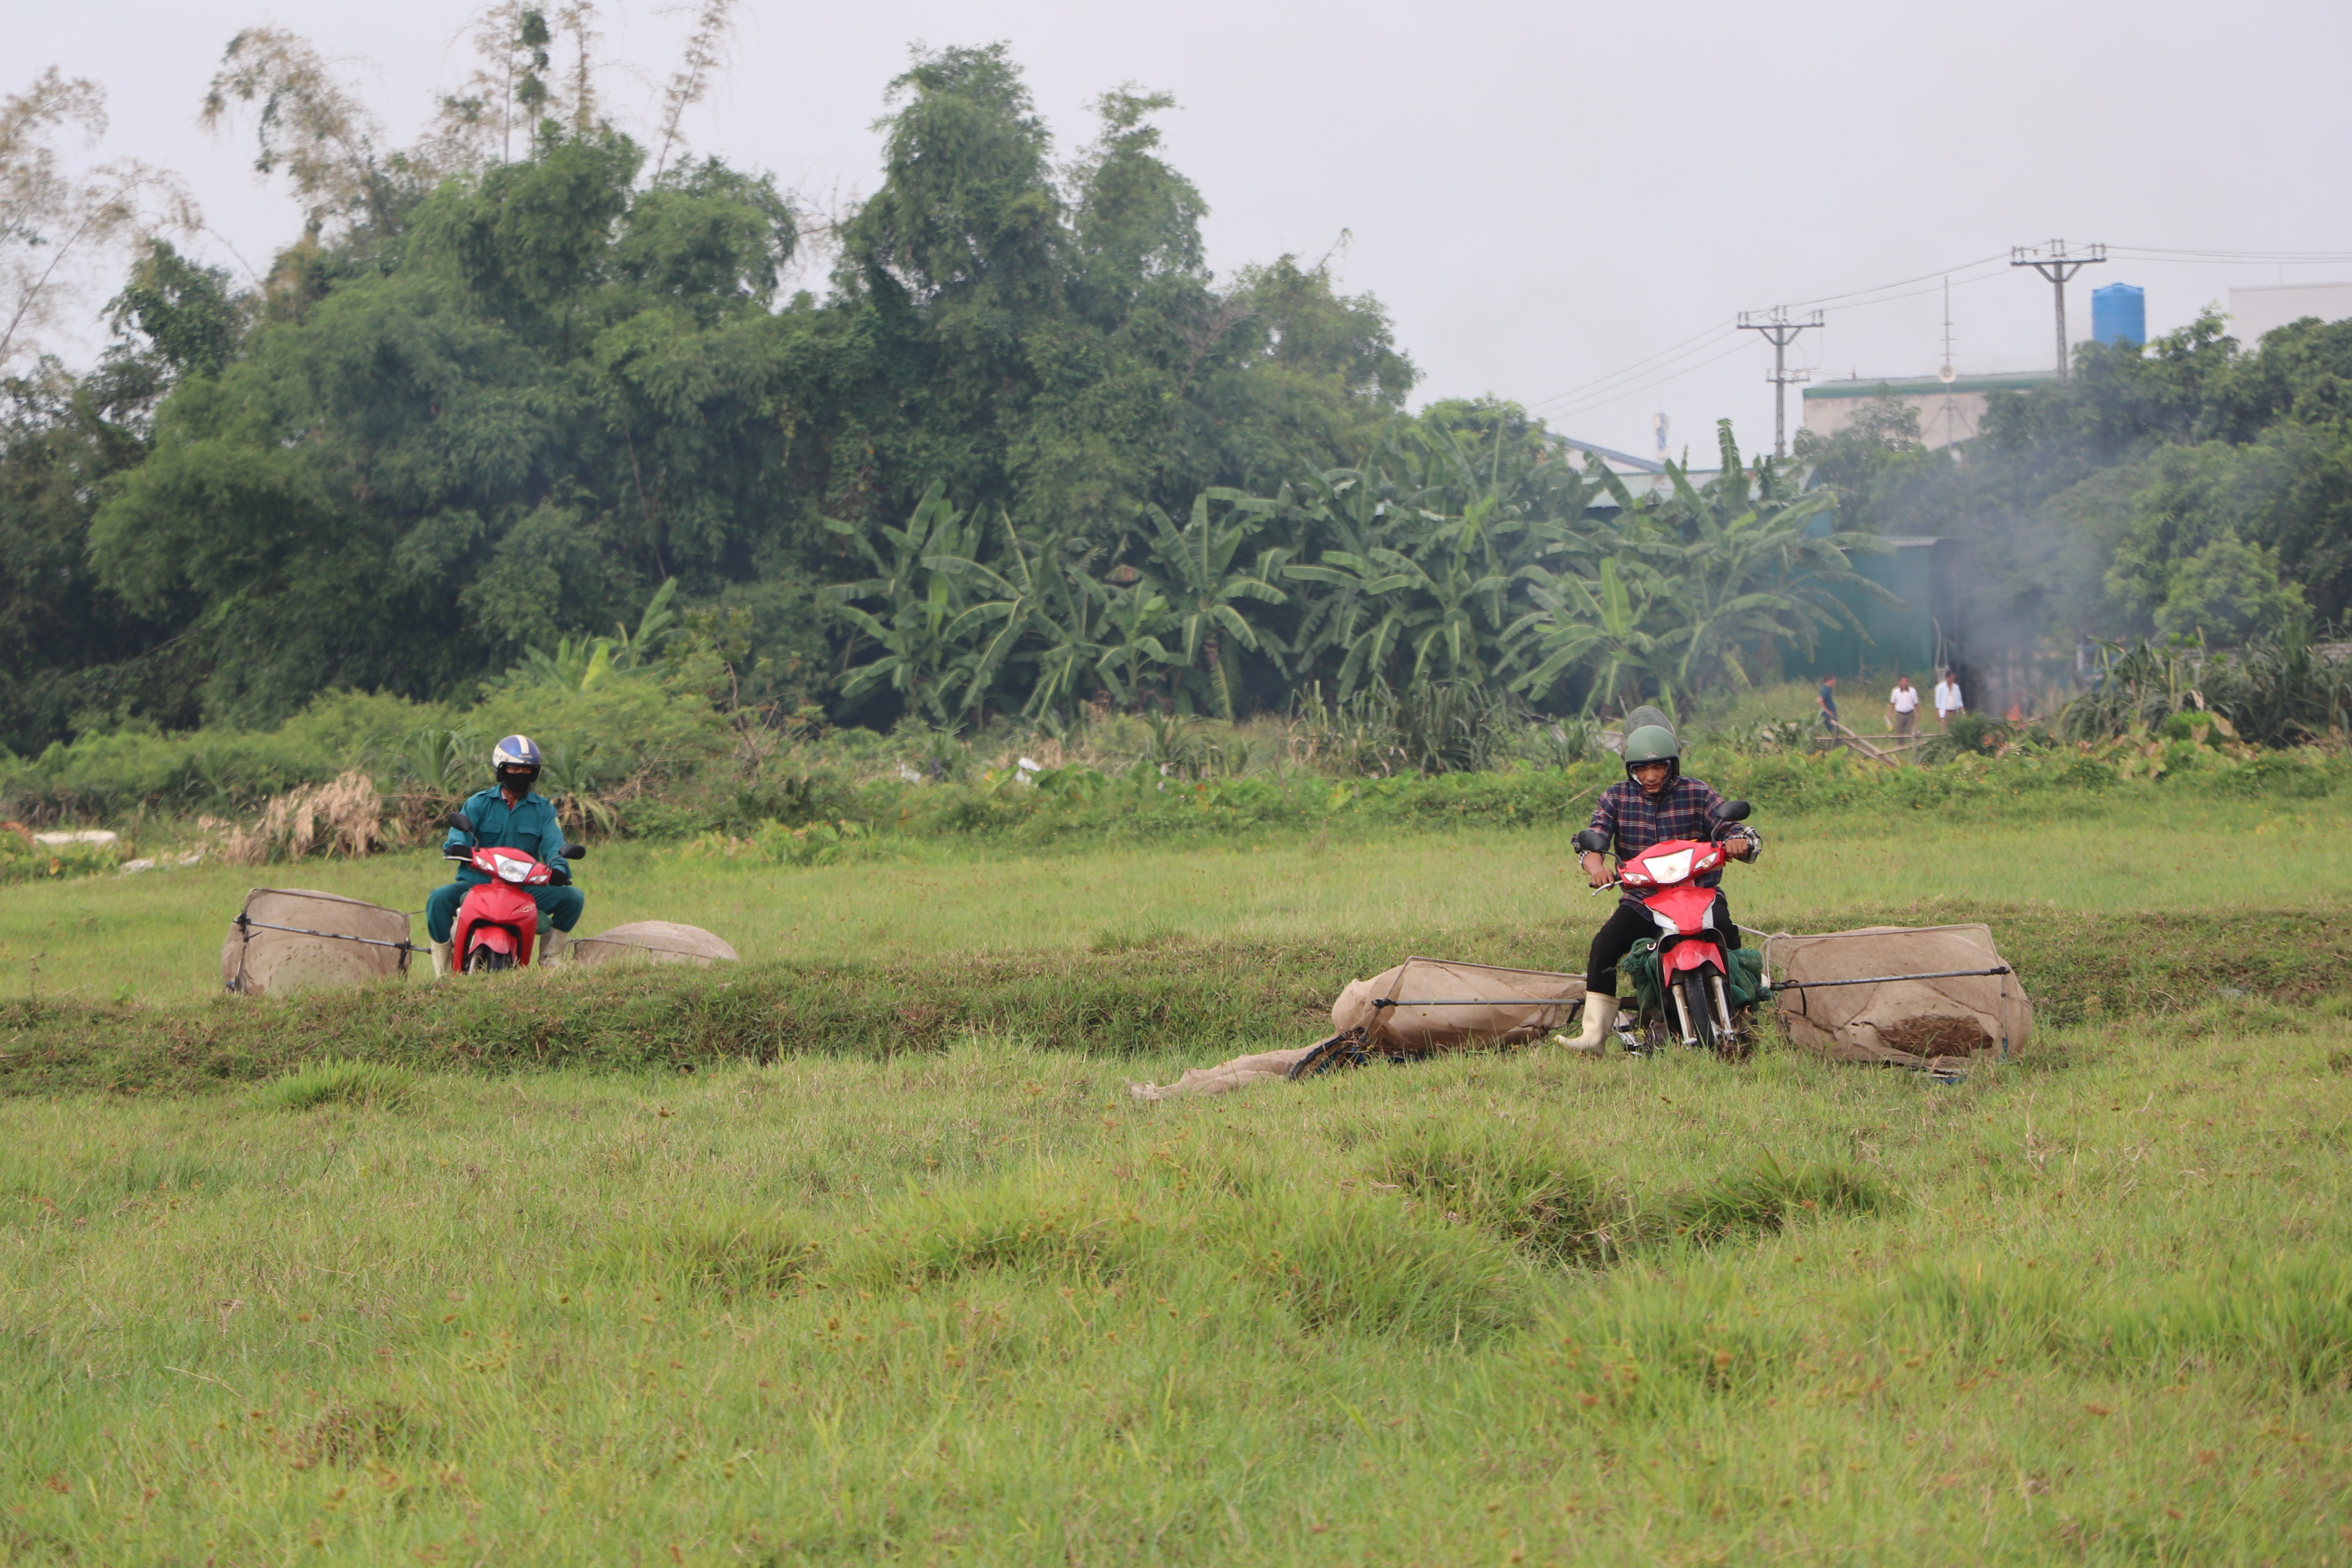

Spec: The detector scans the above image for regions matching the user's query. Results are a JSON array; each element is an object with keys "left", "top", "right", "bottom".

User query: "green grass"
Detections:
[
  {"left": 252, "top": 1059, "right": 416, "bottom": 1113},
  {"left": 7, "top": 790, "right": 2352, "bottom": 1008},
  {"left": 9, "top": 792, "right": 2352, "bottom": 1096},
  {"left": 4, "top": 1026, "right": 2348, "bottom": 1564},
  {"left": 5, "top": 796, "right": 2351, "bottom": 1561},
  {"left": 7, "top": 892, "right": 2352, "bottom": 1096}
]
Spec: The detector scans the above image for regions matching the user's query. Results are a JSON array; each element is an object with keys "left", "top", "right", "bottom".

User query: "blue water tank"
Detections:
[{"left": 2092, "top": 283, "right": 2145, "bottom": 346}]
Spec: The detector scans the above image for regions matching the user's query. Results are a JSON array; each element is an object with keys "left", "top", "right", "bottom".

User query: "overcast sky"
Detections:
[{"left": 17, "top": 0, "right": 2352, "bottom": 461}]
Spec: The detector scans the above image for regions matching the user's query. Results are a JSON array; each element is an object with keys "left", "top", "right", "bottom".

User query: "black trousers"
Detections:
[{"left": 1585, "top": 891, "right": 1738, "bottom": 998}]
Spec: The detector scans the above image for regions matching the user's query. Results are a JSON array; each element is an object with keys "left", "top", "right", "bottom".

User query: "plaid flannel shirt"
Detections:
[{"left": 1590, "top": 775, "right": 1728, "bottom": 888}]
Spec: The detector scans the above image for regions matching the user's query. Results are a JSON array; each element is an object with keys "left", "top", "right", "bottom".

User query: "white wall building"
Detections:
[
  {"left": 1801, "top": 372, "right": 2057, "bottom": 452},
  {"left": 2228, "top": 281, "right": 2352, "bottom": 346}
]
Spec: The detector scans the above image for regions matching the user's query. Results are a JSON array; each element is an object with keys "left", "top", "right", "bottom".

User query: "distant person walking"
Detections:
[
  {"left": 1934, "top": 669, "right": 1964, "bottom": 730},
  {"left": 1887, "top": 675, "right": 1920, "bottom": 740},
  {"left": 1817, "top": 674, "right": 1839, "bottom": 735}
]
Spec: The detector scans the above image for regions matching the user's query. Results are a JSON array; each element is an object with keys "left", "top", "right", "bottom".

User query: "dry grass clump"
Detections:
[{"left": 221, "top": 771, "right": 390, "bottom": 864}]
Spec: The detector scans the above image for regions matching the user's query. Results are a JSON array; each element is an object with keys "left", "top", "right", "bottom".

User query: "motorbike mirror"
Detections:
[
  {"left": 561, "top": 844, "right": 586, "bottom": 861},
  {"left": 444, "top": 810, "right": 476, "bottom": 834},
  {"left": 1571, "top": 828, "right": 1611, "bottom": 855},
  {"left": 1710, "top": 799, "right": 1751, "bottom": 824}
]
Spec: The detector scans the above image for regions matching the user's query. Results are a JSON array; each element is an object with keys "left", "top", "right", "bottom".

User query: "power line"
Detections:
[
  {"left": 1526, "top": 238, "right": 2352, "bottom": 436},
  {"left": 1738, "top": 308, "right": 1824, "bottom": 459},
  {"left": 1542, "top": 337, "right": 1756, "bottom": 423},
  {"left": 1524, "top": 322, "right": 1742, "bottom": 412},
  {"left": 1778, "top": 252, "right": 2012, "bottom": 311},
  {"left": 1524, "top": 251, "right": 2013, "bottom": 420},
  {"left": 2106, "top": 244, "right": 2352, "bottom": 263},
  {"left": 1536, "top": 275, "right": 2002, "bottom": 424}
]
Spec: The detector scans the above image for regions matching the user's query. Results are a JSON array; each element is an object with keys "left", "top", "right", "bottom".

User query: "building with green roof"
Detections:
[{"left": 1802, "top": 370, "right": 2056, "bottom": 451}]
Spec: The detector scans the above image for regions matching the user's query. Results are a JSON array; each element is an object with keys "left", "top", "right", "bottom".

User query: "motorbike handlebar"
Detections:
[{"left": 442, "top": 849, "right": 572, "bottom": 884}]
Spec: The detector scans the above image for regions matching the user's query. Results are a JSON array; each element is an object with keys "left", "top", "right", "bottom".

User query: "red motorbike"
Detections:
[
  {"left": 1574, "top": 799, "right": 1754, "bottom": 1055},
  {"left": 444, "top": 811, "right": 584, "bottom": 975}
]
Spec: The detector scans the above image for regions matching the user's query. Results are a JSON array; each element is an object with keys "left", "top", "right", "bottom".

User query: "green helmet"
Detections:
[{"left": 1622, "top": 723, "right": 1681, "bottom": 784}]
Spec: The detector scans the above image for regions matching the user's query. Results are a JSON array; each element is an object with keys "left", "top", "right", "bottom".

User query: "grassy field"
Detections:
[
  {"left": 6, "top": 796, "right": 2352, "bottom": 1563},
  {"left": 6, "top": 1022, "right": 2350, "bottom": 1563},
  {"left": 7, "top": 791, "right": 2352, "bottom": 1007}
]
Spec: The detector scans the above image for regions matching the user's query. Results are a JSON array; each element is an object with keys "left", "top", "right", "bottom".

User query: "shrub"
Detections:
[
  {"left": 221, "top": 770, "right": 392, "bottom": 863},
  {"left": 0, "top": 825, "right": 124, "bottom": 883}
]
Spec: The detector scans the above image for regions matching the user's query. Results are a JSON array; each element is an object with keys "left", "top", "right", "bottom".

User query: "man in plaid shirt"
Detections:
[{"left": 1564, "top": 722, "right": 1756, "bottom": 1048}]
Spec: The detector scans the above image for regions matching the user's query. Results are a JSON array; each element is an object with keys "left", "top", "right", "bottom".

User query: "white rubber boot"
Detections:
[
  {"left": 1555, "top": 994, "right": 1618, "bottom": 1053},
  {"left": 430, "top": 939, "right": 454, "bottom": 979},
  {"left": 539, "top": 929, "right": 571, "bottom": 967}
]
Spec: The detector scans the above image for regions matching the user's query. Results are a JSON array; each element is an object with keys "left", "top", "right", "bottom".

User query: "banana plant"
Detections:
[
  {"left": 1275, "top": 468, "right": 1423, "bottom": 698},
  {"left": 1283, "top": 505, "right": 1517, "bottom": 697},
  {"left": 1634, "top": 420, "right": 1888, "bottom": 695},
  {"left": 1283, "top": 544, "right": 1432, "bottom": 698},
  {"left": 608, "top": 577, "right": 680, "bottom": 670},
  {"left": 924, "top": 512, "right": 1101, "bottom": 719},
  {"left": 1141, "top": 490, "right": 1291, "bottom": 720},
  {"left": 1508, "top": 555, "right": 1670, "bottom": 713},
  {"left": 1019, "top": 548, "right": 1116, "bottom": 718},
  {"left": 1094, "top": 578, "right": 1177, "bottom": 709},
  {"left": 507, "top": 577, "right": 680, "bottom": 690},
  {"left": 821, "top": 483, "right": 990, "bottom": 724},
  {"left": 513, "top": 635, "right": 617, "bottom": 690}
]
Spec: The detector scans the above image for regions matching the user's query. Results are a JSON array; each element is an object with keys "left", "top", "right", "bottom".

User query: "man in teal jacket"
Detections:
[{"left": 426, "top": 735, "right": 585, "bottom": 976}]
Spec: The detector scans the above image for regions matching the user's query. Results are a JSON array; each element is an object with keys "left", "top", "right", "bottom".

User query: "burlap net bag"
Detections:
[
  {"left": 1130, "top": 955, "right": 1584, "bottom": 1101},
  {"left": 221, "top": 888, "right": 414, "bottom": 996},
  {"left": 570, "top": 921, "right": 739, "bottom": 967},
  {"left": 1763, "top": 922, "right": 2032, "bottom": 1072}
]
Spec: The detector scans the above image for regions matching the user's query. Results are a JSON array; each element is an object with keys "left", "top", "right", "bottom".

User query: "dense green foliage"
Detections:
[
  {"left": 7, "top": 660, "right": 2344, "bottom": 845},
  {"left": 0, "top": 46, "right": 1423, "bottom": 749},
  {"left": 13, "top": 25, "right": 2352, "bottom": 780},
  {"left": 3, "top": 32, "right": 1903, "bottom": 768},
  {"left": 819, "top": 415, "right": 1885, "bottom": 727},
  {"left": 1798, "top": 313, "right": 2352, "bottom": 662}
]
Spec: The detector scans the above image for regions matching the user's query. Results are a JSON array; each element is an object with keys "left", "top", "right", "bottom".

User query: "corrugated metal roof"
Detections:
[
  {"left": 1803, "top": 371, "right": 2056, "bottom": 400},
  {"left": 1552, "top": 435, "right": 1664, "bottom": 474}
]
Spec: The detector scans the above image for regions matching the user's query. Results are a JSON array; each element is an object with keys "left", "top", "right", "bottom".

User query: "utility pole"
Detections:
[
  {"left": 1738, "top": 307, "right": 1823, "bottom": 459},
  {"left": 2010, "top": 240, "right": 2105, "bottom": 382},
  {"left": 1936, "top": 276, "right": 1961, "bottom": 446}
]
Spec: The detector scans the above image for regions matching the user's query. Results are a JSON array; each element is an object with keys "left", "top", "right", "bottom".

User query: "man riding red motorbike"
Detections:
[
  {"left": 1563, "top": 718, "right": 1758, "bottom": 1049},
  {"left": 425, "top": 735, "right": 586, "bottom": 977}
]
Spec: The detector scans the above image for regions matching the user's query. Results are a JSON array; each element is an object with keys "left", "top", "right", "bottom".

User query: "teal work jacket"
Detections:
[{"left": 443, "top": 787, "right": 571, "bottom": 886}]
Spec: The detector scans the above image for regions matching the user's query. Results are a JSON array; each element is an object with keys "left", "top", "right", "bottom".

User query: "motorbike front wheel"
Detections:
[
  {"left": 464, "top": 945, "right": 514, "bottom": 975},
  {"left": 1676, "top": 972, "right": 1720, "bottom": 1055}
]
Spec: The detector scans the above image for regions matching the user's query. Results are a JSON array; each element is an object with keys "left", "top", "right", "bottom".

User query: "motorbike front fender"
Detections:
[{"left": 1663, "top": 939, "right": 1725, "bottom": 975}]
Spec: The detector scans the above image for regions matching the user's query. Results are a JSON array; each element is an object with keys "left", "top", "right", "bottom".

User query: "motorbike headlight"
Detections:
[
  {"left": 496, "top": 857, "right": 529, "bottom": 883},
  {"left": 1641, "top": 848, "right": 1695, "bottom": 884}
]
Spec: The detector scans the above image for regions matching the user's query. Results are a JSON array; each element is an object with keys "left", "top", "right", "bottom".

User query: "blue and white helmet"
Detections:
[{"left": 491, "top": 734, "right": 543, "bottom": 784}]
